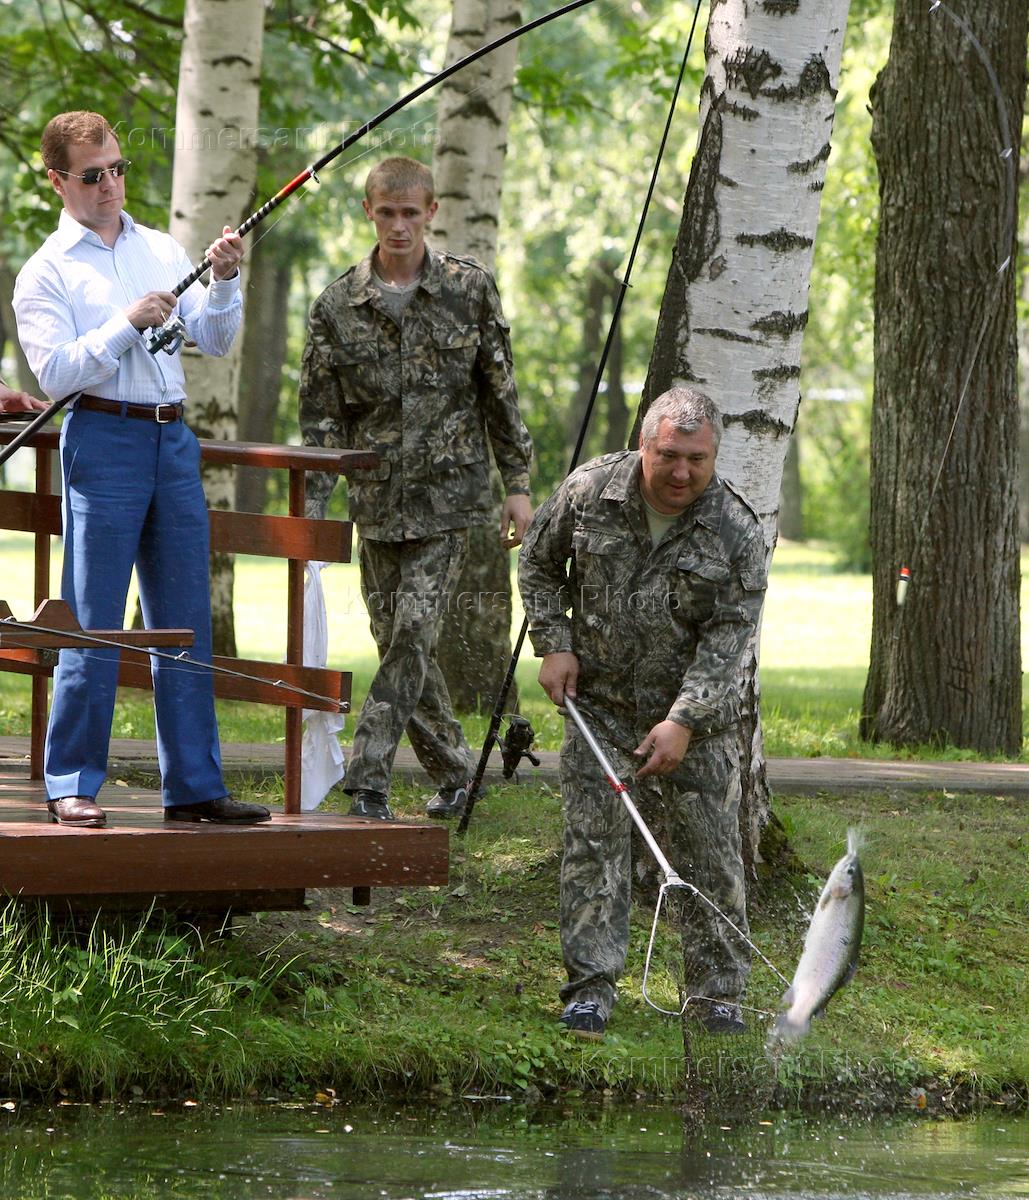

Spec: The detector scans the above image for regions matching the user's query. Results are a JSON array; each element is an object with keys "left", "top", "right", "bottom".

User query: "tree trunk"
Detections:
[
  {"left": 169, "top": 0, "right": 265, "bottom": 656},
  {"left": 1014, "top": 136, "right": 1029, "bottom": 541},
  {"left": 566, "top": 251, "right": 622, "bottom": 463},
  {"left": 639, "top": 0, "right": 851, "bottom": 875},
  {"left": 432, "top": 0, "right": 521, "bottom": 713},
  {"left": 432, "top": 0, "right": 520, "bottom": 265},
  {"left": 236, "top": 234, "right": 294, "bottom": 514},
  {"left": 862, "top": 0, "right": 1026, "bottom": 754},
  {"left": 0, "top": 261, "right": 43, "bottom": 400},
  {"left": 778, "top": 435, "right": 805, "bottom": 541},
  {"left": 1020, "top": 390, "right": 1029, "bottom": 541}
]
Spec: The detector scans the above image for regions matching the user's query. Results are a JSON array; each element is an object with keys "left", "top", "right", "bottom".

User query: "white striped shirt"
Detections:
[{"left": 13, "top": 209, "right": 241, "bottom": 407}]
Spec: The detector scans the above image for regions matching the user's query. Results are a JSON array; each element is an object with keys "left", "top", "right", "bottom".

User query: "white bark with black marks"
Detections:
[
  {"left": 169, "top": 0, "right": 265, "bottom": 656},
  {"left": 641, "top": 0, "right": 850, "bottom": 873},
  {"left": 432, "top": 0, "right": 522, "bottom": 713},
  {"left": 432, "top": 0, "right": 521, "bottom": 268}
]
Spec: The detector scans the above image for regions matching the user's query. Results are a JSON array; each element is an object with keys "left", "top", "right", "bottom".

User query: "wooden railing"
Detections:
[{"left": 0, "top": 424, "right": 377, "bottom": 814}]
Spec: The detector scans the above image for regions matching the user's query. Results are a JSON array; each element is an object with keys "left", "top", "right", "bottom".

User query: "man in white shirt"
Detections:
[{"left": 13, "top": 110, "right": 269, "bottom": 828}]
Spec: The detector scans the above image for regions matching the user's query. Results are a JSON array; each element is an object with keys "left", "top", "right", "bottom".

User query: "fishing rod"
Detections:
[
  {"left": 0, "top": 614, "right": 346, "bottom": 711},
  {"left": 563, "top": 697, "right": 788, "bottom": 1014},
  {"left": 457, "top": 0, "right": 704, "bottom": 834},
  {"left": 146, "top": 0, "right": 602, "bottom": 355},
  {"left": 0, "top": 0, "right": 603, "bottom": 469}
]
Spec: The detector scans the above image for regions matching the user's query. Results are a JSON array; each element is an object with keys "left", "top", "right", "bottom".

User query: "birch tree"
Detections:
[
  {"left": 862, "top": 0, "right": 1027, "bottom": 755},
  {"left": 169, "top": 0, "right": 265, "bottom": 655},
  {"left": 640, "top": 0, "right": 851, "bottom": 872},
  {"left": 432, "top": 0, "right": 521, "bottom": 712}
]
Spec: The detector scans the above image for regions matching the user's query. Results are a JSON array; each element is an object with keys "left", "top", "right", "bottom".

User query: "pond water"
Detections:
[{"left": 0, "top": 1101, "right": 1024, "bottom": 1199}]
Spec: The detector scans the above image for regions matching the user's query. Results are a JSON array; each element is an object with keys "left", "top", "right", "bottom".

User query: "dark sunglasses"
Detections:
[{"left": 56, "top": 158, "right": 131, "bottom": 186}]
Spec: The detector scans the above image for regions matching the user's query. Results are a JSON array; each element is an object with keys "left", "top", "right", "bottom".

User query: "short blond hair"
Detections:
[
  {"left": 41, "top": 111, "right": 117, "bottom": 175},
  {"left": 365, "top": 156, "right": 434, "bottom": 203}
]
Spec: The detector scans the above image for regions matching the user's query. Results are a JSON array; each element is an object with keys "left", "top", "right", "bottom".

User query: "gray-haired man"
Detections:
[{"left": 518, "top": 387, "right": 767, "bottom": 1040}]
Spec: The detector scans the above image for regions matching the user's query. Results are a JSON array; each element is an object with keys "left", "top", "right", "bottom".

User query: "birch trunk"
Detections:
[
  {"left": 169, "top": 0, "right": 265, "bottom": 656},
  {"left": 432, "top": 0, "right": 522, "bottom": 712},
  {"left": 236, "top": 235, "right": 295, "bottom": 515},
  {"left": 862, "top": 0, "right": 1026, "bottom": 754},
  {"left": 640, "top": 0, "right": 850, "bottom": 875},
  {"left": 432, "top": 0, "right": 520, "bottom": 264}
]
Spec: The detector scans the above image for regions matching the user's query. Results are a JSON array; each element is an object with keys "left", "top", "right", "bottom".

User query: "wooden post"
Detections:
[
  {"left": 285, "top": 467, "right": 306, "bottom": 814},
  {"left": 30, "top": 444, "right": 52, "bottom": 780}
]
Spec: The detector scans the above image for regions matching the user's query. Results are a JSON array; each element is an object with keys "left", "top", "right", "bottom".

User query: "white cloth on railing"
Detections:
[{"left": 301, "top": 560, "right": 345, "bottom": 811}]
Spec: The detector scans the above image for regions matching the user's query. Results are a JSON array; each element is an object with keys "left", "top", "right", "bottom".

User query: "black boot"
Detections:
[{"left": 347, "top": 790, "right": 395, "bottom": 821}]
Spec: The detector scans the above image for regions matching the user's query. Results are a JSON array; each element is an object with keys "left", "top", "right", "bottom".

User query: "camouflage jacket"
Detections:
[
  {"left": 517, "top": 450, "right": 767, "bottom": 749},
  {"left": 299, "top": 245, "right": 533, "bottom": 540}
]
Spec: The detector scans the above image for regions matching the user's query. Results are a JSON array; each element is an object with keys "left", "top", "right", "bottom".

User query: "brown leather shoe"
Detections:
[
  {"left": 47, "top": 797, "right": 107, "bottom": 828},
  {"left": 164, "top": 796, "right": 271, "bottom": 824}
]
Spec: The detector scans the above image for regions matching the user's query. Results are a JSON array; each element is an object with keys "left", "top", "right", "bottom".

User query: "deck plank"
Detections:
[{"left": 0, "top": 763, "right": 448, "bottom": 900}]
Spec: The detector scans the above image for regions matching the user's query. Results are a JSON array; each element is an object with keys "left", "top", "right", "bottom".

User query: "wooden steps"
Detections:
[{"left": 0, "top": 762, "right": 448, "bottom": 915}]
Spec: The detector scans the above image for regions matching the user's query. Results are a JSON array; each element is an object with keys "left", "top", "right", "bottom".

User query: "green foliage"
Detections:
[
  {"left": 796, "top": 395, "right": 872, "bottom": 572},
  {"left": 0, "top": 0, "right": 893, "bottom": 573},
  {"left": 0, "top": 0, "right": 181, "bottom": 247}
]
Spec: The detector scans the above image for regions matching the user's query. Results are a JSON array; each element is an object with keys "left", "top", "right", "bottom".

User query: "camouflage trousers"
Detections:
[
  {"left": 559, "top": 717, "right": 750, "bottom": 1018},
  {"left": 343, "top": 532, "right": 474, "bottom": 796}
]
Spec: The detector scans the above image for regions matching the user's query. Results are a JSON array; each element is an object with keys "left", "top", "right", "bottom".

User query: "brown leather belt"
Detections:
[{"left": 77, "top": 394, "right": 184, "bottom": 423}]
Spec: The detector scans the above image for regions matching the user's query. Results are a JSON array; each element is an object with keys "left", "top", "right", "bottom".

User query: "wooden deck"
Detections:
[{"left": 0, "top": 761, "right": 448, "bottom": 915}]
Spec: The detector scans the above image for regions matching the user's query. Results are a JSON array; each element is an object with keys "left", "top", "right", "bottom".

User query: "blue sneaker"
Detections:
[
  {"left": 699, "top": 1000, "right": 746, "bottom": 1034},
  {"left": 559, "top": 1000, "right": 606, "bottom": 1041}
]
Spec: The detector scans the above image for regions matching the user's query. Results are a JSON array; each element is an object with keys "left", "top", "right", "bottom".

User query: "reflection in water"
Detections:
[{"left": 0, "top": 1101, "right": 1024, "bottom": 1199}]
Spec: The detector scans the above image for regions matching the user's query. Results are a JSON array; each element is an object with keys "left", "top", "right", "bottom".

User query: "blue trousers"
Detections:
[{"left": 45, "top": 406, "right": 226, "bottom": 807}]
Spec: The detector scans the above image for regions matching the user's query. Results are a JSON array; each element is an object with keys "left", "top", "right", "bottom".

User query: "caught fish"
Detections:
[{"left": 768, "top": 830, "right": 865, "bottom": 1048}]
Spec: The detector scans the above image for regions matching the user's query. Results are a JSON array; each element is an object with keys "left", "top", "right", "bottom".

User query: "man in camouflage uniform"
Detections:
[
  {"left": 300, "top": 157, "right": 533, "bottom": 822},
  {"left": 517, "top": 387, "right": 767, "bottom": 1039}
]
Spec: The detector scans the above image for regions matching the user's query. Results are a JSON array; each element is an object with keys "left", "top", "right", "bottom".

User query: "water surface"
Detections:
[{"left": 1, "top": 1101, "right": 1025, "bottom": 1199}]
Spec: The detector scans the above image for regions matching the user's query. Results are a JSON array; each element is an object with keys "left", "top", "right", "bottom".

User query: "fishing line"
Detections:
[
  {"left": 564, "top": 697, "right": 788, "bottom": 1017},
  {"left": 458, "top": 0, "right": 704, "bottom": 835},
  {"left": 561, "top": 696, "right": 786, "bottom": 1012},
  {"left": 260, "top": 0, "right": 629, "bottom": 216},
  {"left": 0, "top": 617, "right": 347, "bottom": 711}
]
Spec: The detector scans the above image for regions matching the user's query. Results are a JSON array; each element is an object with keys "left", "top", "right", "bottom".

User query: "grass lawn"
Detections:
[
  {"left": 0, "top": 538, "right": 1025, "bottom": 1106},
  {"left": 0, "top": 780, "right": 1024, "bottom": 1106},
  {"left": 1, "top": 534, "right": 1025, "bottom": 759}
]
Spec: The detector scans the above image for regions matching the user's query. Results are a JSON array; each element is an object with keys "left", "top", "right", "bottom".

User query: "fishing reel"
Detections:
[
  {"left": 499, "top": 715, "right": 540, "bottom": 779},
  {"left": 146, "top": 313, "right": 189, "bottom": 356}
]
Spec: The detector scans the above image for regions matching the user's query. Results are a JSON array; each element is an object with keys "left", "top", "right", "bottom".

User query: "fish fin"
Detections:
[
  {"left": 841, "top": 954, "right": 860, "bottom": 987},
  {"left": 847, "top": 827, "right": 864, "bottom": 856}
]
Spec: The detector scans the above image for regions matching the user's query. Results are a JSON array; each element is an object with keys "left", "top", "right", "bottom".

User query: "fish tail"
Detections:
[{"left": 846, "top": 827, "right": 864, "bottom": 856}]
